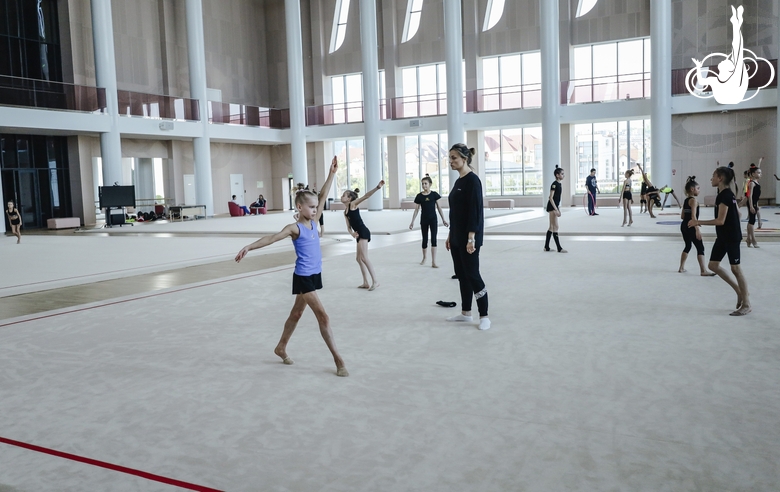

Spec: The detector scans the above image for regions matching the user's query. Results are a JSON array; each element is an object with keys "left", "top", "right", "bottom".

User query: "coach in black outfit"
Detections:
[{"left": 445, "top": 144, "right": 490, "bottom": 331}]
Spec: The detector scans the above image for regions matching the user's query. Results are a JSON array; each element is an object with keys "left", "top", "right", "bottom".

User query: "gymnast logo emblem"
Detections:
[{"left": 685, "top": 5, "right": 775, "bottom": 105}]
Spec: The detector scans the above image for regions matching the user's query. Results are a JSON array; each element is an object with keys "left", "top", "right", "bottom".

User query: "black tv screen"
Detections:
[{"left": 99, "top": 186, "right": 136, "bottom": 208}]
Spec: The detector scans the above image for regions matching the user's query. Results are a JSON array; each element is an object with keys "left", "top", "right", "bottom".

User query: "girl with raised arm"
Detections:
[
  {"left": 544, "top": 166, "right": 567, "bottom": 253},
  {"left": 409, "top": 174, "right": 448, "bottom": 267},
  {"left": 342, "top": 180, "right": 385, "bottom": 291},
  {"left": 688, "top": 163, "right": 751, "bottom": 316},
  {"left": 234, "top": 157, "right": 349, "bottom": 377},
  {"left": 678, "top": 177, "right": 715, "bottom": 276}
]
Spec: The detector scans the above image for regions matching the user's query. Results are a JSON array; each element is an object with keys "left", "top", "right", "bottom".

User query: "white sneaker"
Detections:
[
  {"left": 446, "top": 314, "right": 473, "bottom": 322},
  {"left": 478, "top": 318, "right": 491, "bottom": 330}
]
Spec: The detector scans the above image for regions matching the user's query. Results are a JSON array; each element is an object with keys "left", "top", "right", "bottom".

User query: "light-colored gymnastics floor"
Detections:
[{"left": 1, "top": 207, "right": 778, "bottom": 491}]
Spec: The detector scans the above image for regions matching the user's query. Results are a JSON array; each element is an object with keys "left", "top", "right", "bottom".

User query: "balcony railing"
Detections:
[
  {"left": 465, "top": 84, "right": 542, "bottom": 112},
  {"left": 306, "top": 101, "right": 366, "bottom": 125},
  {"left": 209, "top": 101, "right": 290, "bottom": 128},
  {"left": 671, "top": 59, "right": 777, "bottom": 96},
  {"left": 117, "top": 90, "right": 199, "bottom": 121},
  {"left": 0, "top": 75, "right": 105, "bottom": 112},
  {"left": 562, "top": 72, "right": 651, "bottom": 104}
]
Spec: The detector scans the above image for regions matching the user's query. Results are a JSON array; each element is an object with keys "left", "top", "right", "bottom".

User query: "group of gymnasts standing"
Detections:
[{"left": 235, "top": 143, "right": 490, "bottom": 377}]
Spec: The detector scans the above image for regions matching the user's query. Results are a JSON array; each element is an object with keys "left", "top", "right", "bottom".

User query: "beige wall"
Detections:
[
  {"left": 569, "top": 0, "right": 650, "bottom": 46},
  {"left": 672, "top": 0, "right": 777, "bottom": 71},
  {"left": 203, "top": 0, "right": 270, "bottom": 105},
  {"left": 211, "top": 143, "right": 276, "bottom": 214}
]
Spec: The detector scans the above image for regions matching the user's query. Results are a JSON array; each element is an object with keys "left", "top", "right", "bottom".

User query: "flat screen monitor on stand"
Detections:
[{"left": 99, "top": 185, "right": 136, "bottom": 228}]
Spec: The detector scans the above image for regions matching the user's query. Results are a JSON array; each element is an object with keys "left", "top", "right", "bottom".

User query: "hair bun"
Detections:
[
  {"left": 354, "top": 188, "right": 360, "bottom": 193},
  {"left": 469, "top": 148, "right": 476, "bottom": 156},
  {"left": 687, "top": 175, "right": 695, "bottom": 182},
  {"left": 728, "top": 162, "right": 734, "bottom": 169},
  {"left": 555, "top": 164, "right": 559, "bottom": 169}
]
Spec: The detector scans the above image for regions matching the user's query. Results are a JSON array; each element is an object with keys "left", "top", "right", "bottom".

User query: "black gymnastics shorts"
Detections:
[
  {"left": 710, "top": 239, "right": 741, "bottom": 266},
  {"left": 622, "top": 191, "right": 632, "bottom": 201},
  {"left": 748, "top": 210, "right": 758, "bottom": 225},
  {"left": 292, "top": 272, "right": 323, "bottom": 295},
  {"left": 354, "top": 226, "right": 371, "bottom": 242}
]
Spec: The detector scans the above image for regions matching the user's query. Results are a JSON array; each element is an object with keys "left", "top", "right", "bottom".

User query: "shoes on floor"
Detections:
[
  {"left": 478, "top": 318, "right": 491, "bottom": 330},
  {"left": 436, "top": 301, "right": 457, "bottom": 308}
]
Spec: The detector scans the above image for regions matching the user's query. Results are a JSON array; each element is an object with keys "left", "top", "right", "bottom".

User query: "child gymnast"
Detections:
[
  {"left": 235, "top": 157, "right": 349, "bottom": 376},
  {"left": 688, "top": 163, "right": 751, "bottom": 316},
  {"left": 342, "top": 180, "right": 385, "bottom": 291}
]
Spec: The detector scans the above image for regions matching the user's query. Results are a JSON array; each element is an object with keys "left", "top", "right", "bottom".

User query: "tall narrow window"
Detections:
[
  {"left": 402, "top": 0, "right": 423, "bottom": 43},
  {"left": 330, "top": 0, "right": 351, "bottom": 53},
  {"left": 483, "top": 0, "right": 505, "bottom": 32},
  {"left": 576, "top": 0, "right": 599, "bottom": 18}
]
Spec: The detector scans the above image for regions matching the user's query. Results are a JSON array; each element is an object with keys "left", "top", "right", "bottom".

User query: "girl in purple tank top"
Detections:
[{"left": 235, "top": 157, "right": 349, "bottom": 377}]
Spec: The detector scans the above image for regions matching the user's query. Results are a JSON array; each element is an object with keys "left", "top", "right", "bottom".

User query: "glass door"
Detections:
[{"left": 18, "top": 169, "right": 41, "bottom": 228}]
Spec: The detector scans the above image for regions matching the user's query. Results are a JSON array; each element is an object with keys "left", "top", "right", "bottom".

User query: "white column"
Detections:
[
  {"left": 540, "top": 0, "right": 561, "bottom": 201},
  {"left": 284, "top": 0, "right": 308, "bottom": 187},
  {"left": 651, "top": 0, "right": 672, "bottom": 188},
  {"left": 360, "top": 0, "right": 383, "bottom": 210},
  {"left": 90, "top": 0, "right": 122, "bottom": 187},
  {"left": 444, "top": 0, "right": 464, "bottom": 188},
  {"left": 777, "top": 13, "right": 780, "bottom": 205},
  {"left": 185, "top": 0, "right": 214, "bottom": 214}
]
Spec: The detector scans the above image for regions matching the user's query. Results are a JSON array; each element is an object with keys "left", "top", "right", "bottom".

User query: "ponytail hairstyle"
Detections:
[
  {"left": 684, "top": 176, "right": 698, "bottom": 195},
  {"left": 553, "top": 165, "right": 564, "bottom": 178},
  {"left": 421, "top": 174, "right": 432, "bottom": 185},
  {"left": 714, "top": 162, "right": 737, "bottom": 194},
  {"left": 294, "top": 189, "right": 317, "bottom": 207},
  {"left": 450, "top": 143, "right": 476, "bottom": 169},
  {"left": 343, "top": 188, "right": 359, "bottom": 215},
  {"left": 624, "top": 169, "right": 635, "bottom": 178}
]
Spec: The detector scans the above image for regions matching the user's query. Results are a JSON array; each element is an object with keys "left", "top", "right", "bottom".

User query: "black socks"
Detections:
[
  {"left": 553, "top": 232, "right": 563, "bottom": 252},
  {"left": 545, "top": 230, "right": 553, "bottom": 250}
]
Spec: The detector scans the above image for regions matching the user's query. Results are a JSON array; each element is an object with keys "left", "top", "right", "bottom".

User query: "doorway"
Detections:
[
  {"left": 230, "top": 174, "right": 245, "bottom": 205},
  {"left": 1, "top": 170, "right": 42, "bottom": 229}
]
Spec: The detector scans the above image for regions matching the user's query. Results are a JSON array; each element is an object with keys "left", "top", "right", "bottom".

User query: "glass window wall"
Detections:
[{"left": 484, "top": 127, "right": 543, "bottom": 195}]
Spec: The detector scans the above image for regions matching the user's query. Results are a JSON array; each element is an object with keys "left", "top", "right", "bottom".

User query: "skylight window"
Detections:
[
  {"left": 483, "top": 0, "right": 505, "bottom": 31},
  {"left": 576, "top": 0, "right": 599, "bottom": 18},
  {"left": 330, "top": 0, "right": 351, "bottom": 53},
  {"left": 402, "top": 0, "right": 423, "bottom": 43}
]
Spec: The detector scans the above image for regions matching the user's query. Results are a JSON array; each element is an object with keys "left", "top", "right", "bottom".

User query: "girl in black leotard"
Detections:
[
  {"left": 409, "top": 174, "right": 448, "bottom": 267},
  {"left": 678, "top": 177, "right": 715, "bottom": 276},
  {"left": 341, "top": 181, "right": 385, "bottom": 291},
  {"left": 688, "top": 163, "right": 751, "bottom": 316},
  {"left": 5, "top": 201, "right": 21, "bottom": 244},
  {"left": 544, "top": 165, "right": 567, "bottom": 253},
  {"left": 620, "top": 170, "right": 634, "bottom": 227},
  {"left": 745, "top": 165, "right": 762, "bottom": 248}
]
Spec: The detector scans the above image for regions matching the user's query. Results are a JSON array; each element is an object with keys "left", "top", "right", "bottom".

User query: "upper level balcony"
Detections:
[
  {"left": 562, "top": 72, "right": 651, "bottom": 104},
  {"left": 118, "top": 90, "right": 199, "bottom": 121},
  {"left": 208, "top": 101, "right": 290, "bottom": 129},
  {"left": 0, "top": 75, "right": 105, "bottom": 113}
]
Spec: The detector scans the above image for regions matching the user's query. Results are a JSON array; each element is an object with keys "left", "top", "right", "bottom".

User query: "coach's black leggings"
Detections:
[
  {"left": 681, "top": 225, "right": 705, "bottom": 255},
  {"left": 421, "top": 220, "right": 438, "bottom": 249},
  {"left": 450, "top": 245, "right": 488, "bottom": 317}
]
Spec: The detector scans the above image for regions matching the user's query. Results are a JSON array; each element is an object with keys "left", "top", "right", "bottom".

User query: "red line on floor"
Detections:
[
  {"left": 0, "top": 265, "right": 293, "bottom": 328},
  {"left": 0, "top": 436, "right": 223, "bottom": 491}
]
